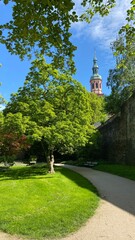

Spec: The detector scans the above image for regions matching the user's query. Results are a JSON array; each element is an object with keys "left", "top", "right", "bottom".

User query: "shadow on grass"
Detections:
[
  {"left": 0, "top": 165, "right": 99, "bottom": 197},
  {"left": 58, "top": 167, "right": 99, "bottom": 195},
  {"left": 0, "top": 165, "right": 49, "bottom": 181},
  {"left": 60, "top": 164, "right": 135, "bottom": 217}
]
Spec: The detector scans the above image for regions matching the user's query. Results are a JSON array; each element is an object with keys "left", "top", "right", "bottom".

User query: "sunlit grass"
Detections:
[{"left": 0, "top": 164, "right": 99, "bottom": 239}]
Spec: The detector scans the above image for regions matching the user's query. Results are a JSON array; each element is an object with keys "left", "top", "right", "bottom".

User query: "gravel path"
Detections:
[{"left": 1, "top": 164, "right": 135, "bottom": 240}]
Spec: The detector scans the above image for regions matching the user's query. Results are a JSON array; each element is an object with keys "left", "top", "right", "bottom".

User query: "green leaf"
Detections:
[{"left": 4, "top": 0, "right": 9, "bottom": 4}]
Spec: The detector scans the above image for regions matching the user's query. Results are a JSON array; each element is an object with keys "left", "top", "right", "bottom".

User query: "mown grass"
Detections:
[
  {"left": 0, "top": 164, "right": 99, "bottom": 239},
  {"left": 94, "top": 163, "right": 135, "bottom": 181}
]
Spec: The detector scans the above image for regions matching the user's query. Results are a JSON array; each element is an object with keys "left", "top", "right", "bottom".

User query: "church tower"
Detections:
[{"left": 90, "top": 54, "right": 103, "bottom": 95}]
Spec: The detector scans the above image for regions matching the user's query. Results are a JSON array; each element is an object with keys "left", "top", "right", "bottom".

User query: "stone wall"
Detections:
[{"left": 99, "top": 92, "right": 135, "bottom": 165}]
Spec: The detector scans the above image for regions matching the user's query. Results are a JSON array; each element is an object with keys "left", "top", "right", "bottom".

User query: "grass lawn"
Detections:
[
  {"left": 0, "top": 164, "right": 99, "bottom": 239},
  {"left": 94, "top": 163, "right": 135, "bottom": 181}
]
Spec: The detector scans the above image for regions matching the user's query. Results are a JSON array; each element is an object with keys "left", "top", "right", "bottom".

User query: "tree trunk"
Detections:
[
  {"left": 4, "top": 160, "right": 8, "bottom": 167},
  {"left": 47, "top": 150, "right": 55, "bottom": 174},
  {"left": 41, "top": 140, "right": 47, "bottom": 162},
  {"left": 4, "top": 156, "right": 8, "bottom": 167}
]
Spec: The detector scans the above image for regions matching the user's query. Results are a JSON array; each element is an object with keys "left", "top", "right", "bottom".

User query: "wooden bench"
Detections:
[
  {"left": 29, "top": 160, "right": 37, "bottom": 165},
  {"left": 83, "top": 161, "right": 98, "bottom": 167}
]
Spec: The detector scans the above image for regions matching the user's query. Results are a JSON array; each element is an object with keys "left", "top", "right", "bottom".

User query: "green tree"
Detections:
[
  {"left": 89, "top": 93, "right": 106, "bottom": 123},
  {"left": 0, "top": 95, "right": 5, "bottom": 110},
  {"left": 5, "top": 56, "right": 106, "bottom": 172},
  {"left": 0, "top": 0, "right": 118, "bottom": 72},
  {"left": 114, "top": 0, "right": 135, "bottom": 60},
  {"left": 106, "top": 35, "right": 135, "bottom": 114},
  {"left": 0, "top": 83, "right": 6, "bottom": 110}
]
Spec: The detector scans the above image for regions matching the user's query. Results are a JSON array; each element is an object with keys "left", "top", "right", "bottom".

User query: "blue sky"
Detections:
[{"left": 0, "top": 0, "right": 130, "bottom": 109}]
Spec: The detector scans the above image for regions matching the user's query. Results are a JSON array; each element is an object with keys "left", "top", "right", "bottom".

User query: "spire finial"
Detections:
[{"left": 94, "top": 49, "right": 97, "bottom": 60}]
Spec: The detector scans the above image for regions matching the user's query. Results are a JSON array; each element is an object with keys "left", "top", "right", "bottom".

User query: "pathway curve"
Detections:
[
  {"left": 0, "top": 164, "right": 135, "bottom": 240},
  {"left": 59, "top": 164, "right": 135, "bottom": 240}
]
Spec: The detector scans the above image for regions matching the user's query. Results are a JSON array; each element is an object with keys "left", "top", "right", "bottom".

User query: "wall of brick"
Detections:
[{"left": 99, "top": 93, "right": 135, "bottom": 165}]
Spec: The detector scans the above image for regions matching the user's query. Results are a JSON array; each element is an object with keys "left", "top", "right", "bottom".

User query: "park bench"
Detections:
[
  {"left": 83, "top": 161, "right": 98, "bottom": 167},
  {"left": 29, "top": 160, "right": 37, "bottom": 165}
]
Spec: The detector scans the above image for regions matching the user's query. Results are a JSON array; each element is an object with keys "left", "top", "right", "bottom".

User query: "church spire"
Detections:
[
  {"left": 90, "top": 53, "right": 103, "bottom": 95},
  {"left": 93, "top": 52, "right": 99, "bottom": 75}
]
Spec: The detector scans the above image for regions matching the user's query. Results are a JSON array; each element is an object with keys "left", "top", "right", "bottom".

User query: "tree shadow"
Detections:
[
  {"left": 59, "top": 164, "right": 135, "bottom": 217},
  {"left": 0, "top": 165, "right": 99, "bottom": 199},
  {"left": 0, "top": 165, "right": 50, "bottom": 181},
  {"left": 57, "top": 166, "right": 99, "bottom": 196}
]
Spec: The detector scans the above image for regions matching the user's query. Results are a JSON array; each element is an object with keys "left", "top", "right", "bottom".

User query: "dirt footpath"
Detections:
[{"left": 1, "top": 164, "right": 135, "bottom": 240}]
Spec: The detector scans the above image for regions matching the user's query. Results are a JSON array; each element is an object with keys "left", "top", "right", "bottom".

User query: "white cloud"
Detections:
[{"left": 71, "top": 0, "right": 131, "bottom": 49}]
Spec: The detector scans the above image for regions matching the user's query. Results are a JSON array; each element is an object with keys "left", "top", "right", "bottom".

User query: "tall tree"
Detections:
[
  {"left": 106, "top": 35, "right": 135, "bottom": 114},
  {"left": 114, "top": 0, "right": 135, "bottom": 60},
  {"left": 5, "top": 56, "right": 106, "bottom": 172}
]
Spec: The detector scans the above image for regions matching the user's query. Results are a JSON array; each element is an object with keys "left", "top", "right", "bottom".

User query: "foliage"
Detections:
[
  {"left": 106, "top": 35, "right": 135, "bottom": 114},
  {"left": 0, "top": 112, "right": 30, "bottom": 164},
  {"left": 0, "top": 165, "right": 99, "bottom": 239},
  {"left": 114, "top": 0, "right": 135, "bottom": 60},
  {"left": 89, "top": 94, "right": 106, "bottom": 123},
  {"left": 4, "top": 57, "right": 106, "bottom": 161},
  {"left": 76, "top": 130, "right": 102, "bottom": 163},
  {"left": 0, "top": 133, "right": 29, "bottom": 160},
  {"left": 0, "top": 111, "right": 4, "bottom": 126},
  {"left": 0, "top": 94, "right": 5, "bottom": 109},
  {"left": 24, "top": 141, "right": 46, "bottom": 163},
  {"left": 106, "top": 0, "right": 135, "bottom": 114},
  {"left": 0, "top": 0, "right": 123, "bottom": 72},
  {"left": 0, "top": 83, "right": 6, "bottom": 110}
]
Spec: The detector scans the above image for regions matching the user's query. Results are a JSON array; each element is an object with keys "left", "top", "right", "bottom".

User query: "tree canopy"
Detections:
[
  {"left": 4, "top": 56, "right": 106, "bottom": 171},
  {"left": 105, "top": 0, "right": 135, "bottom": 114},
  {"left": 106, "top": 34, "right": 135, "bottom": 114},
  {"left": 114, "top": 0, "right": 135, "bottom": 59},
  {"left": 1, "top": 0, "right": 134, "bottom": 72}
]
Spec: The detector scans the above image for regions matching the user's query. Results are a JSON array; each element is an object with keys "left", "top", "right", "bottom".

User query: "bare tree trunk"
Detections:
[{"left": 47, "top": 150, "right": 55, "bottom": 174}]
